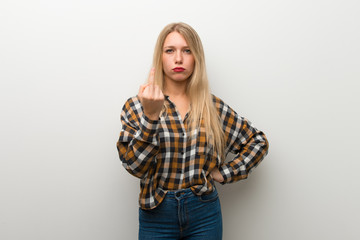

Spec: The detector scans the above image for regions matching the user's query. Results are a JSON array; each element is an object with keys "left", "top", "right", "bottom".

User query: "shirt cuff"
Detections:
[
  {"left": 218, "top": 164, "right": 234, "bottom": 185},
  {"left": 137, "top": 114, "right": 160, "bottom": 145}
]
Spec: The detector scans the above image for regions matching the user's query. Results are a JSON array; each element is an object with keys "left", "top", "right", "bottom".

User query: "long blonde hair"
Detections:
[{"left": 152, "top": 22, "right": 225, "bottom": 162}]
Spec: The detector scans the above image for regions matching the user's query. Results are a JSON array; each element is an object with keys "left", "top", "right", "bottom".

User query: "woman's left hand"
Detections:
[{"left": 210, "top": 168, "right": 224, "bottom": 183}]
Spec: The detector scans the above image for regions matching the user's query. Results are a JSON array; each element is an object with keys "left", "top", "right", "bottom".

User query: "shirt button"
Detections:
[
  {"left": 177, "top": 169, "right": 182, "bottom": 173},
  {"left": 181, "top": 151, "right": 184, "bottom": 155}
]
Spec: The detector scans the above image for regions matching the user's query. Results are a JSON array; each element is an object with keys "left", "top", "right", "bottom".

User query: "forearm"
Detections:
[
  {"left": 117, "top": 139, "right": 159, "bottom": 178},
  {"left": 219, "top": 131, "right": 269, "bottom": 184},
  {"left": 117, "top": 114, "right": 160, "bottom": 179}
]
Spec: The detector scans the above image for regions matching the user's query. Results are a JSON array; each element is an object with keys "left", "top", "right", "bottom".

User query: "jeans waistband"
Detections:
[
  {"left": 165, "top": 186, "right": 217, "bottom": 200},
  {"left": 166, "top": 188, "right": 193, "bottom": 199}
]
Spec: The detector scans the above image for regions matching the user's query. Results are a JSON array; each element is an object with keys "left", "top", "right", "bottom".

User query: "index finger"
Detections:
[{"left": 148, "top": 68, "right": 155, "bottom": 85}]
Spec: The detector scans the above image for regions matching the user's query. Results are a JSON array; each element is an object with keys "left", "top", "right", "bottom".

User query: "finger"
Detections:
[
  {"left": 148, "top": 68, "right": 155, "bottom": 85},
  {"left": 138, "top": 84, "right": 147, "bottom": 96},
  {"left": 143, "top": 84, "right": 154, "bottom": 99},
  {"left": 154, "top": 86, "right": 164, "bottom": 100}
]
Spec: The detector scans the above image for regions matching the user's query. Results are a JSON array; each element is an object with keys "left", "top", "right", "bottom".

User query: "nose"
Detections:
[{"left": 175, "top": 50, "right": 183, "bottom": 64}]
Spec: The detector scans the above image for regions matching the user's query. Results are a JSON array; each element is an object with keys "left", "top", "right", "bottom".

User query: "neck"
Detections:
[{"left": 163, "top": 78, "right": 188, "bottom": 97}]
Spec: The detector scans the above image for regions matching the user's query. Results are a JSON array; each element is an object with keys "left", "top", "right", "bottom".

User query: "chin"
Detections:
[
  {"left": 165, "top": 73, "right": 191, "bottom": 83},
  {"left": 173, "top": 78, "right": 189, "bottom": 82},
  {"left": 174, "top": 74, "right": 192, "bottom": 81}
]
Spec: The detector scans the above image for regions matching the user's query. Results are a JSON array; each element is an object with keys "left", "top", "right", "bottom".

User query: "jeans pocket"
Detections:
[{"left": 198, "top": 189, "right": 219, "bottom": 203}]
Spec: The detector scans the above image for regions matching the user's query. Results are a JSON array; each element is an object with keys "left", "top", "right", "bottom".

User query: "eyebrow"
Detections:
[{"left": 163, "top": 45, "right": 190, "bottom": 48}]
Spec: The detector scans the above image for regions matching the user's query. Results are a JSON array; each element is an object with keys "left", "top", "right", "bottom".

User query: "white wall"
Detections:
[{"left": 1, "top": 0, "right": 359, "bottom": 239}]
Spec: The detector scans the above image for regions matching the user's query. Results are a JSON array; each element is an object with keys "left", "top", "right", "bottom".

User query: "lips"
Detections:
[{"left": 173, "top": 67, "right": 185, "bottom": 72}]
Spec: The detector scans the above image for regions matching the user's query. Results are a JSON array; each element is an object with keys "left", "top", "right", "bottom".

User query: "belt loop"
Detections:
[{"left": 173, "top": 188, "right": 192, "bottom": 200}]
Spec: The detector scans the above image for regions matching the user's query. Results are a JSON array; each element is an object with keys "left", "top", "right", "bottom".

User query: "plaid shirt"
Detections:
[{"left": 117, "top": 95, "right": 269, "bottom": 209}]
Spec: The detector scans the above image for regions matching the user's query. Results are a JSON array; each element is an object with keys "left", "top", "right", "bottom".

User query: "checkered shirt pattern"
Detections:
[{"left": 117, "top": 95, "right": 269, "bottom": 209}]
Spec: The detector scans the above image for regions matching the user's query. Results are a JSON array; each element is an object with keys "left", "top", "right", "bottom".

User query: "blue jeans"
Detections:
[{"left": 139, "top": 187, "right": 222, "bottom": 240}]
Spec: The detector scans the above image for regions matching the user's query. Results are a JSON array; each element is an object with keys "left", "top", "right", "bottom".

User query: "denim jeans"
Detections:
[{"left": 139, "top": 187, "right": 222, "bottom": 240}]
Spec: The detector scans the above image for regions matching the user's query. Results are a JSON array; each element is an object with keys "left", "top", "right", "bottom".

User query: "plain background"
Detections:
[{"left": 1, "top": 0, "right": 359, "bottom": 239}]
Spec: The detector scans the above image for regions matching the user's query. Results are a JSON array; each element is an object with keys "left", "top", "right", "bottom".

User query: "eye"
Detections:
[
  {"left": 184, "top": 49, "right": 191, "bottom": 54},
  {"left": 165, "top": 49, "right": 174, "bottom": 53}
]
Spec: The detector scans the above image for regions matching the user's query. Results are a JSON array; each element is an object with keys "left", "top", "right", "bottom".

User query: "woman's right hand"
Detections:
[{"left": 138, "top": 68, "right": 165, "bottom": 120}]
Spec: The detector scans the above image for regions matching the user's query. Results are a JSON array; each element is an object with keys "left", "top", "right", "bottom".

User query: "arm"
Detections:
[
  {"left": 117, "top": 68, "right": 165, "bottom": 179},
  {"left": 216, "top": 100, "right": 269, "bottom": 184},
  {"left": 116, "top": 97, "right": 160, "bottom": 179}
]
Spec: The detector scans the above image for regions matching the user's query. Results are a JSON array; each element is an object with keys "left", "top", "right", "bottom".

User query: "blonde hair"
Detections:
[{"left": 152, "top": 22, "right": 225, "bottom": 162}]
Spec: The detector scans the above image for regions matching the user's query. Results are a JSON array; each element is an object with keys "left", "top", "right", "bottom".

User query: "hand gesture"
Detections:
[{"left": 138, "top": 68, "right": 165, "bottom": 120}]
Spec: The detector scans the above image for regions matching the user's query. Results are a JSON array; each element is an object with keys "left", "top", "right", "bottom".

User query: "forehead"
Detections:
[{"left": 163, "top": 31, "right": 189, "bottom": 47}]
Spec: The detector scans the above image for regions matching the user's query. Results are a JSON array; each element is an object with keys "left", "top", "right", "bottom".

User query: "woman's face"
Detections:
[{"left": 162, "top": 31, "right": 195, "bottom": 85}]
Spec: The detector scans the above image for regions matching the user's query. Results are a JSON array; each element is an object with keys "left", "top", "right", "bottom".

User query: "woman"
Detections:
[{"left": 117, "top": 22, "right": 269, "bottom": 240}]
